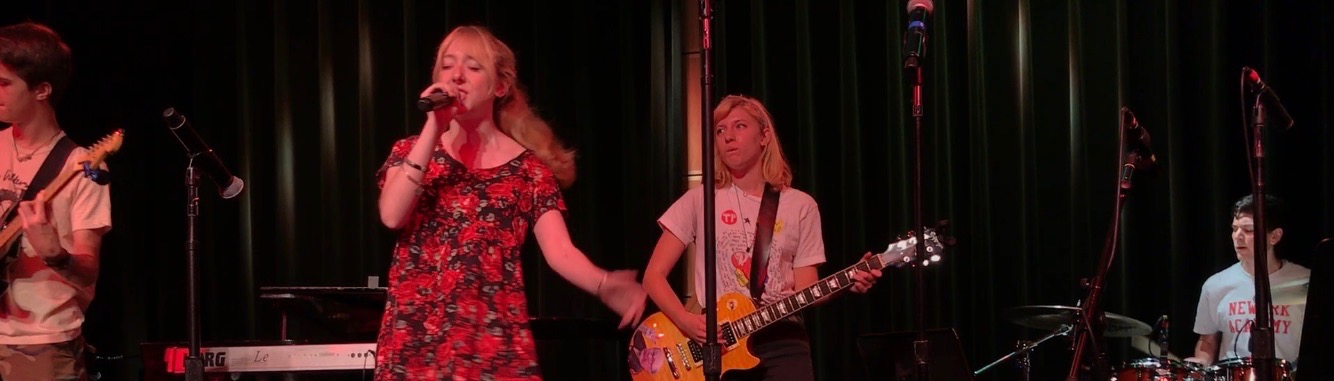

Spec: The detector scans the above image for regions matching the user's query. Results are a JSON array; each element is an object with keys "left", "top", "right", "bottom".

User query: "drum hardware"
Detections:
[
  {"left": 1003, "top": 305, "right": 1152, "bottom": 337},
  {"left": 973, "top": 323, "right": 1072, "bottom": 380}
]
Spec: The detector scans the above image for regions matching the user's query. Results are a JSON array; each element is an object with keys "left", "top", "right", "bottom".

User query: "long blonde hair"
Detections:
[
  {"left": 435, "top": 26, "right": 577, "bottom": 188},
  {"left": 711, "top": 95, "right": 793, "bottom": 189}
]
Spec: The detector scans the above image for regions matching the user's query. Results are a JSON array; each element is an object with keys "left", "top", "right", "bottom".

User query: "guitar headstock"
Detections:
[
  {"left": 875, "top": 220, "right": 955, "bottom": 269},
  {"left": 83, "top": 129, "right": 125, "bottom": 164}
]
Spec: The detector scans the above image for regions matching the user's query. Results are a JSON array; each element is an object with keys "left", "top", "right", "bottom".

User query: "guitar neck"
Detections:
[{"left": 725, "top": 256, "right": 888, "bottom": 340}]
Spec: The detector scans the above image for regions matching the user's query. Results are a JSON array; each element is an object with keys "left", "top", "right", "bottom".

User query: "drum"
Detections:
[
  {"left": 1112, "top": 358, "right": 1208, "bottom": 381},
  {"left": 1208, "top": 358, "right": 1293, "bottom": 381}
]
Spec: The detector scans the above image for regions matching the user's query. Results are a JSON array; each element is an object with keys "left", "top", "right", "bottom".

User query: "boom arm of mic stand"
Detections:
[{"left": 975, "top": 324, "right": 1073, "bottom": 377}]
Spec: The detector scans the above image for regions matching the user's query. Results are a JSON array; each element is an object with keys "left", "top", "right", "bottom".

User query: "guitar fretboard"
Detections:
[{"left": 727, "top": 256, "right": 888, "bottom": 339}]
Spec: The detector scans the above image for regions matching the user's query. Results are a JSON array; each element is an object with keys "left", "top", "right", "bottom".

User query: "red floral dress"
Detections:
[{"left": 374, "top": 136, "right": 564, "bottom": 380}]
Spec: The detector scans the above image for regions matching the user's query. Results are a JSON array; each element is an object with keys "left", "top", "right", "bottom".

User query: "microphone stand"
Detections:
[
  {"left": 904, "top": 13, "right": 931, "bottom": 381},
  {"left": 699, "top": 0, "right": 721, "bottom": 380},
  {"left": 1065, "top": 108, "right": 1138, "bottom": 381},
  {"left": 1157, "top": 315, "right": 1169, "bottom": 361},
  {"left": 183, "top": 156, "right": 204, "bottom": 381},
  {"left": 1246, "top": 92, "right": 1277, "bottom": 381}
]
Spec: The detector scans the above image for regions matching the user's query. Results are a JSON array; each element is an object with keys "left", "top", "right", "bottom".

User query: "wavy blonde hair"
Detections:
[
  {"left": 435, "top": 26, "right": 577, "bottom": 188},
  {"left": 711, "top": 94, "right": 792, "bottom": 189}
]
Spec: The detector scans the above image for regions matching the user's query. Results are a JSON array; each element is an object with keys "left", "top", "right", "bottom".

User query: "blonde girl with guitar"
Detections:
[{"left": 641, "top": 95, "right": 881, "bottom": 381}]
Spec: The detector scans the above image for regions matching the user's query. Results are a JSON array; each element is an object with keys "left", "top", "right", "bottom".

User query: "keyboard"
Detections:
[{"left": 163, "top": 342, "right": 376, "bottom": 373}]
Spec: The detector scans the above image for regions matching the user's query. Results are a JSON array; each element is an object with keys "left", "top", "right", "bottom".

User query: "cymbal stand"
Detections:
[{"left": 975, "top": 324, "right": 1073, "bottom": 380}]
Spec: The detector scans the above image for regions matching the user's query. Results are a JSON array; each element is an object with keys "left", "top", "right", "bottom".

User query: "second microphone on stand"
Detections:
[
  {"left": 902, "top": 0, "right": 934, "bottom": 70},
  {"left": 1122, "top": 107, "right": 1157, "bottom": 171},
  {"left": 162, "top": 108, "right": 245, "bottom": 199}
]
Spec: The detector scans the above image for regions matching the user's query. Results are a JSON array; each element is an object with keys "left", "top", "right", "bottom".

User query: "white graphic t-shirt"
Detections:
[
  {"left": 0, "top": 129, "right": 112, "bottom": 345},
  {"left": 1193, "top": 261, "right": 1310, "bottom": 362},
  {"left": 658, "top": 184, "right": 826, "bottom": 306}
]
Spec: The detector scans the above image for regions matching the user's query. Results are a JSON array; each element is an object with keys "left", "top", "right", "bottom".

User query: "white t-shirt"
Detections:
[
  {"left": 0, "top": 129, "right": 113, "bottom": 344},
  {"left": 1193, "top": 261, "right": 1310, "bottom": 362},
  {"left": 658, "top": 184, "right": 826, "bottom": 305}
]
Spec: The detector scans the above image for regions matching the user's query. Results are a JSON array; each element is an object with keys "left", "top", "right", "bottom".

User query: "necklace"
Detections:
[
  {"left": 732, "top": 185, "right": 755, "bottom": 254},
  {"left": 12, "top": 131, "right": 61, "bottom": 163}
]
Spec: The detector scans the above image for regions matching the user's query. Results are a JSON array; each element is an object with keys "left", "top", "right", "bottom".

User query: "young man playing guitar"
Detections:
[
  {"left": 0, "top": 22, "right": 112, "bottom": 380},
  {"left": 640, "top": 95, "right": 882, "bottom": 381}
]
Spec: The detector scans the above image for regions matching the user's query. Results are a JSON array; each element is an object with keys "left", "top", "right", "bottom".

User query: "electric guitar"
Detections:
[
  {"left": 0, "top": 129, "right": 124, "bottom": 256},
  {"left": 627, "top": 227, "right": 950, "bottom": 381}
]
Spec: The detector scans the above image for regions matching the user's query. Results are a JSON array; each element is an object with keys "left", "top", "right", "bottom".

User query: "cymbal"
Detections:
[
  {"left": 1271, "top": 278, "right": 1309, "bottom": 306},
  {"left": 1130, "top": 335, "right": 1181, "bottom": 360},
  {"left": 1004, "top": 305, "right": 1152, "bottom": 337}
]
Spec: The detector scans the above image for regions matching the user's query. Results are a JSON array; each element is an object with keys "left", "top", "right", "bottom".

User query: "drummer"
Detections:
[{"left": 1186, "top": 194, "right": 1311, "bottom": 366}]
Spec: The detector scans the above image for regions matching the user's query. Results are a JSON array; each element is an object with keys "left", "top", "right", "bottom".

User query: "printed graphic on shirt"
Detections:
[
  {"left": 658, "top": 184, "right": 825, "bottom": 305},
  {"left": 0, "top": 167, "right": 30, "bottom": 218},
  {"left": 1223, "top": 300, "right": 1298, "bottom": 334}
]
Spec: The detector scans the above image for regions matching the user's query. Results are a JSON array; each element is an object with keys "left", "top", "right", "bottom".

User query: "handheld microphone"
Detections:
[{"left": 416, "top": 92, "right": 455, "bottom": 112}]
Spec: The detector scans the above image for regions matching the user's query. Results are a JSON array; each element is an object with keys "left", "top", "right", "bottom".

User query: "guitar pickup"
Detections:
[{"left": 662, "top": 346, "right": 680, "bottom": 379}]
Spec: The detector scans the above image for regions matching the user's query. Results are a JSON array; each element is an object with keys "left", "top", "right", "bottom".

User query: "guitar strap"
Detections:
[
  {"left": 22, "top": 137, "right": 78, "bottom": 204},
  {"left": 748, "top": 184, "right": 780, "bottom": 302},
  {"left": 1, "top": 136, "right": 79, "bottom": 283},
  {"left": 3, "top": 136, "right": 78, "bottom": 225}
]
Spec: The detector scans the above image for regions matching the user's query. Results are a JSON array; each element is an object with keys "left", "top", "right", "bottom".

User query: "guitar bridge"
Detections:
[{"left": 675, "top": 343, "right": 692, "bottom": 370}]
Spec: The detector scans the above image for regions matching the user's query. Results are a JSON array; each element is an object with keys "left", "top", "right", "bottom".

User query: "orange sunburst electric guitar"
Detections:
[{"left": 627, "top": 227, "right": 950, "bottom": 381}]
